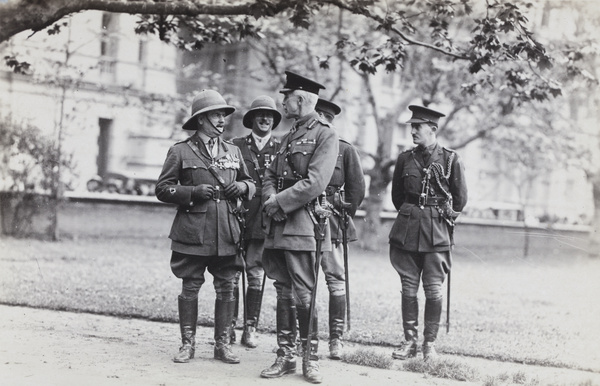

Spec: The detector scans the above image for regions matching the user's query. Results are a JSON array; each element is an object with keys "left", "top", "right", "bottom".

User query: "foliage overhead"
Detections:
[{"left": 1, "top": 0, "right": 564, "bottom": 104}]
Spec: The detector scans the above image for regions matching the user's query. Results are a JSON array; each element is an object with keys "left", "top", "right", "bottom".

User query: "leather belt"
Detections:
[
  {"left": 405, "top": 195, "right": 446, "bottom": 206},
  {"left": 211, "top": 188, "right": 226, "bottom": 201},
  {"left": 277, "top": 178, "right": 299, "bottom": 192}
]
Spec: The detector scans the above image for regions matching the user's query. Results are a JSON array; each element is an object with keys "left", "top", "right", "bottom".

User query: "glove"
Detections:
[
  {"left": 224, "top": 181, "right": 247, "bottom": 199},
  {"left": 191, "top": 184, "right": 215, "bottom": 201}
]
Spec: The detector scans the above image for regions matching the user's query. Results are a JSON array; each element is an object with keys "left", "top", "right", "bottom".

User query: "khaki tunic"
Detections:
[
  {"left": 155, "top": 134, "right": 255, "bottom": 256},
  {"left": 232, "top": 135, "right": 280, "bottom": 240},
  {"left": 389, "top": 143, "right": 468, "bottom": 252},
  {"left": 262, "top": 112, "right": 339, "bottom": 252}
]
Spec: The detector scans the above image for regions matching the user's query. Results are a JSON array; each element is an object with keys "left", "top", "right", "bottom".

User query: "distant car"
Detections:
[{"left": 86, "top": 172, "right": 157, "bottom": 196}]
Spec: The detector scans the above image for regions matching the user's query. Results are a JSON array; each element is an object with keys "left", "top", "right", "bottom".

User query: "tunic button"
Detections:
[
  {"left": 303, "top": 151, "right": 307, "bottom": 155},
  {"left": 257, "top": 154, "right": 261, "bottom": 158},
  {"left": 283, "top": 171, "right": 288, "bottom": 176}
]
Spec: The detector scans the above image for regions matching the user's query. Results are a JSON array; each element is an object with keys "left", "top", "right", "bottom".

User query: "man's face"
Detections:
[
  {"left": 411, "top": 123, "right": 436, "bottom": 147},
  {"left": 316, "top": 110, "right": 334, "bottom": 123},
  {"left": 282, "top": 92, "right": 301, "bottom": 119},
  {"left": 198, "top": 109, "right": 227, "bottom": 137},
  {"left": 252, "top": 110, "right": 274, "bottom": 136}
]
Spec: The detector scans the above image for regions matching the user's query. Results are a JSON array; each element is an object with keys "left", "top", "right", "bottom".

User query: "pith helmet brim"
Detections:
[
  {"left": 242, "top": 95, "right": 282, "bottom": 129},
  {"left": 182, "top": 90, "right": 236, "bottom": 130}
]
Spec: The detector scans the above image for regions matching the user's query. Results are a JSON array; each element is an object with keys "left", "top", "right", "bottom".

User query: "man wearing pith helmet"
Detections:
[
  {"left": 230, "top": 95, "right": 282, "bottom": 348},
  {"left": 155, "top": 89, "right": 255, "bottom": 366},
  {"left": 389, "top": 105, "right": 468, "bottom": 361},
  {"left": 260, "top": 71, "right": 338, "bottom": 384},
  {"left": 314, "top": 98, "right": 365, "bottom": 360}
]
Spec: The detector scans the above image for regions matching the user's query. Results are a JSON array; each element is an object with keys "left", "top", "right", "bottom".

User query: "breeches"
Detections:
[
  {"left": 262, "top": 249, "right": 316, "bottom": 309},
  {"left": 321, "top": 244, "right": 345, "bottom": 296},
  {"left": 243, "top": 239, "right": 265, "bottom": 290},
  {"left": 389, "top": 246, "right": 450, "bottom": 299},
  {"left": 171, "top": 251, "right": 239, "bottom": 301}
]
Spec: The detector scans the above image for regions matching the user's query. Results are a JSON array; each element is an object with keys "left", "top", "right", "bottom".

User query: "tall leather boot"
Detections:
[
  {"left": 241, "top": 287, "right": 263, "bottom": 348},
  {"left": 261, "top": 298, "right": 297, "bottom": 378},
  {"left": 328, "top": 294, "right": 345, "bottom": 360},
  {"left": 173, "top": 295, "right": 198, "bottom": 363},
  {"left": 423, "top": 296, "right": 443, "bottom": 361},
  {"left": 230, "top": 285, "right": 239, "bottom": 344},
  {"left": 392, "top": 295, "right": 419, "bottom": 360},
  {"left": 214, "top": 298, "right": 240, "bottom": 364},
  {"left": 298, "top": 306, "right": 322, "bottom": 384}
]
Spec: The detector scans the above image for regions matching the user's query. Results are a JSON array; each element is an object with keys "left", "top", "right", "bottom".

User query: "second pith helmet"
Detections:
[{"left": 242, "top": 95, "right": 282, "bottom": 129}]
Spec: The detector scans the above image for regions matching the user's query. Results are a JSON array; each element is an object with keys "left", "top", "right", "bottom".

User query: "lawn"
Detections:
[{"left": 1, "top": 231, "right": 599, "bottom": 374}]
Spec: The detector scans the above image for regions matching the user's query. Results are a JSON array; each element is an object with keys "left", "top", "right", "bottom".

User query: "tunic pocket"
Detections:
[
  {"left": 182, "top": 159, "right": 209, "bottom": 185},
  {"left": 389, "top": 205, "right": 411, "bottom": 245},
  {"left": 169, "top": 205, "right": 208, "bottom": 244},
  {"left": 431, "top": 209, "right": 450, "bottom": 247}
]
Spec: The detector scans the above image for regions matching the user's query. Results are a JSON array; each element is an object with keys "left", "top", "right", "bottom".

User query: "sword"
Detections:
[{"left": 305, "top": 193, "right": 331, "bottom": 364}]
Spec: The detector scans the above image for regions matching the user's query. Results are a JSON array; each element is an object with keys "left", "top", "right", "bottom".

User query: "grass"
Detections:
[
  {"left": 342, "top": 348, "right": 393, "bottom": 369},
  {"left": 403, "top": 356, "right": 479, "bottom": 382},
  {"left": 1, "top": 232, "right": 599, "bottom": 376}
]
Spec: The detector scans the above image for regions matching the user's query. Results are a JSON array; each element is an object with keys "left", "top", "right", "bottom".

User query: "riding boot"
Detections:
[
  {"left": 214, "top": 298, "right": 240, "bottom": 364},
  {"left": 392, "top": 295, "right": 418, "bottom": 360},
  {"left": 173, "top": 295, "right": 198, "bottom": 363},
  {"left": 261, "top": 298, "right": 297, "bottom": 378},
  {"left": 328, "top": 294, "right": 345, "bottom": 360},
  {"left": 241, "top": 287, "right": 263, "bottom": 348},
  {"left": 298, "top": 306, "right": 322, "bottom": 384},
  {"left": 230, "top": 285, "right": 239, "bottom": 344},
  {"left": 423, "top": 296, "right": 443, "bottom": 361}
]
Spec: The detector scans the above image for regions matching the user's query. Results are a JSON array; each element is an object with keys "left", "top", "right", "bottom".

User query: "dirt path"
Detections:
[{"left": 1, "top": 305, "right": 598, "bottom": 386}]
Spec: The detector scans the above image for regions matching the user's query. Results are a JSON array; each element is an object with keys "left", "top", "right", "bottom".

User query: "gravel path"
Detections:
[{"left": 1, "top": 304, "right": 598, "bottom": 386}]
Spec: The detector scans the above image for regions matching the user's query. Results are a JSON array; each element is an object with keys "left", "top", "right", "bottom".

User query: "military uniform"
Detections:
[
  {"left": 262, "top": 112, "right": 338, "bottom": 379},
  {"left": 389, "top": 105, "right": 468, "bottom": 361},
  {"left": 230, "top": 134, "right": 280, "bottom": 347},
  {"left": 155, "top": 89, "right": 255, "bottom": 365},
  {"left": 322, "top": 138, "right": 365, "bottom": 358}
]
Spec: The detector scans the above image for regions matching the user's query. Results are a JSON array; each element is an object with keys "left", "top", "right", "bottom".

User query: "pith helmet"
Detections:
[
  {"left": 182, "top": 89, "right": 236, "bottom": 130},
  {"left": 406, "top": 105, "right": 445, "bottom": 125},
  {"left": 242, "top": 95, "right": 282, "bottom": 129}
]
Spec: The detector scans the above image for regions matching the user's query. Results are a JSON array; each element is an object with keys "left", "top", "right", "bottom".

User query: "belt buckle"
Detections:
[
  {"left": 418, "top": 194, "right": 426, "bottom": 209},
  {"left": 212, "top": 186, "right": 220, "bottom": 202}
]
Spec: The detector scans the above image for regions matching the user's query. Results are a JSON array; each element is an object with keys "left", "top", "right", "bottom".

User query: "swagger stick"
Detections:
[
  {"left": 446, "top": 269, "right": 451, "bottom": 333},
  {"left": 305, "top": 193, "right": 331, "bottom": 364},
  {"left": 339, "top": 190, "right": 351, "bottom": 331}
]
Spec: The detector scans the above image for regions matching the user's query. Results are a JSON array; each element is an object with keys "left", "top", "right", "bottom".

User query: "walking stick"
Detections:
[
  {"left": 305, "top": 194, "right": 331, "bottom": 364},
  {"left": 446, "top": 269, "right": 451, "bottom": 333}
]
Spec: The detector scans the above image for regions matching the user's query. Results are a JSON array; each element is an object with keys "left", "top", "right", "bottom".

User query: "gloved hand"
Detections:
[
  {"left": 191, "top": 184, "right": 215, "bottom": 201},
  {"left": 224, "top": 181, "right": 247, "bottom": 199}
]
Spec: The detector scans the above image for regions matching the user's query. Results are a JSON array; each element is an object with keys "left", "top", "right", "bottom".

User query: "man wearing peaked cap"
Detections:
[
  {"left": 389, "top": 104, "right": 468, "bottom": 362},
  {"left": 155, "top": 89, "right": 255, "bottom": 366},
  {"left": 260, "top": 72, "right": 338, "bottom": 384},
  {"left": 230, "top": 96, "right": 282, "bottom": 349},
  {"left": 279, "top": 71, "right": 326, "bottom": 95},
  {"left": 315, "top": 98, "right": 365, "bottom": 360}
]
